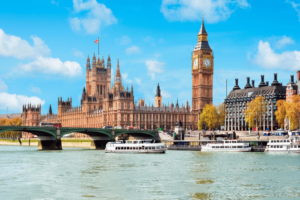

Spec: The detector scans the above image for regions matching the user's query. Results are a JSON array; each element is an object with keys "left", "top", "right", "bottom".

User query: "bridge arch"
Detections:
[
  {"left": 0, "top": 126, "right": 57, "bottom": 138},
  {"left": 114, "top": 129, "right": 157, "bottom": 139}
]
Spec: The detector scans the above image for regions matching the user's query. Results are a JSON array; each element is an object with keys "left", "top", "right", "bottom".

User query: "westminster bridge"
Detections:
[{"left": 0, "top": 126, "right": 158, "bottom": 150}]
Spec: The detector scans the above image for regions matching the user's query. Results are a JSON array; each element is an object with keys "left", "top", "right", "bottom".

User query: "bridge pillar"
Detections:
[
  {"left": 38, "top": 139, "right": 62, "bottom": 150},
  {"left": 90, "top": 140, "right": 109, "bottom": 150}
]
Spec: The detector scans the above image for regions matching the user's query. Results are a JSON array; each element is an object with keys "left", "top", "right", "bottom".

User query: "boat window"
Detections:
[
  {"left": 216, "top": 146, "right": 219, "bottom": 148},
  {"left": 156, "top": 146, "right": 160, "bottom": 149},
  {"left": 139, "top": 147, "right": 142, "bottom": 150},
  {"left": 145, "top": 147, "right": 148, "bottom": 150},
  {"left": 271, "top": 146, "right": 273, "bottom": 148},
  {"left": 238, "top": 146, "right": 242, "bottom": 148},
  {"left": 220, "top": 146, "right": 224, "bottom": 148},
  {"left": 277, "top": 140, "right": 279, "bottom": 142},
  {"left": 295, "top": 146, "right": 297, "bottom": 148},
  {"left": 133, "top": 141, "right": 138, "bottom": 144},
  {"left": 152, "top": 147, "right": 155, "bottom": 149},
  {"left": 225, "top": 146, "right": 229, "bottom": 148},
  {"left": 280, "top": 146, "right": 283, "bottom": 148},
  {"left": 280, "top": 140, "right": 283, "bottom": 142},
  {"left": 284, "top": 140, "right": 286, "bottom": 142},
  {"left": 232, "top": 146, "right": 236, "bottom": 148},
  {"left": 277, "top": 146, "right": 279, "bottom": 148},
  {"left": 139, "top": 141, "right": 143, "bottom": 144},
  {"left": 127, "top": 141, "right": 132, "bottom": 144},
  {"left": 130, "top": 147, "right": 132, "bottom": 150},
  {"left": 127, "top": 147, "right": 129, "bottom": 150},
  {"left": 225, "top": 141, "right": 229, "bottom": 143},
  {"left": 212, "top": 146, "right": 215, "bottom": 148},
  {"left": 232, "top": 141, "right": 236, "bottom": 143},
  {"left": 121, "top": 147, "right": 123, "bottom": 150},
  {"left": 270, "top": 140, "right": 273, "bottom": 143}
]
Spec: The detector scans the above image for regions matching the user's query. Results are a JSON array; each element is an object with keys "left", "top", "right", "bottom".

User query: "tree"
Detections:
[
  {"left": 275, "top": 100, "right": 286, "bottom": 128},
  {"left": 198, "top": 104, "right": 218, "bottom": 130},
  {"left": 244, "top": 95, "right": 266, "bottom": 130},
  {"left": 285, "top": 95, "right": 300, "bottom": 130},
  {"left": 0, "top": 117, "right": 23, "bottom": 139},
  {"left": 217, "top": 103, "right": 226, "bottom": 129}
]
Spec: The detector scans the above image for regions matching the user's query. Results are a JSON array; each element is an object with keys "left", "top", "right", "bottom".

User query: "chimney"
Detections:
[
  {"left": 291, "top": 75, "right": 294, "bottom": 83},
  {"left": 259, "top": 75, "right": 266, "bottom": 87},
  {"left": 297, "top": 71, "right": 300, "bottom": 81},
  {"left": 271, "top": 73, "right": 280, "bottom": 86},
  {"left": 233, "top": 78, "right": 241, "bottom": 90},
  {"left": 252, "top": 80, "right": 255, "bottom": 87},
  {"left": 266, "top": 81, "right": 269, "bottom": 86},
  {"left": 244, "top": 77, "right": 252, "bottom": 89}
]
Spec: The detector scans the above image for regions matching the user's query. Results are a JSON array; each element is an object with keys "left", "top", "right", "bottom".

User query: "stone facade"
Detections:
[{"left": 22, "top": 20, "right": 215, "bottom": 137}]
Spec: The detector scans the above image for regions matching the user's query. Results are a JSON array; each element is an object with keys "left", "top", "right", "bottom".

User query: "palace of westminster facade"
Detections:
[{"left": 22, "top": 19, "right": 214, "bottom": 136}]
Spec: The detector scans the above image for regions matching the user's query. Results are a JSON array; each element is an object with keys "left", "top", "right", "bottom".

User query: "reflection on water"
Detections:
[{"left": 0, "top": 146, "right": 300, "bottom": 199}]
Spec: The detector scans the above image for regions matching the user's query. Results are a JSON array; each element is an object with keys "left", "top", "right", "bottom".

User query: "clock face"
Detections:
[
  {"left": 193, "top": 58, "right": 198, "bottom": 69},
  {"left": 203, "top": 58, "right": 211, "bottom": 68}
]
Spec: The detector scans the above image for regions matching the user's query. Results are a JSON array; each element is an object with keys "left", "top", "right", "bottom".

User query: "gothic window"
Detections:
[
  {"left": 127, "top": 114, "right": 130, "bottom": 122},
  {"left": 117, "top": 76, "right": 120, "bottom": 82},
  {"left": 100, "top": 85, "right": 102, "bottom": 95},
  {"left": 94, "top": 106, "right": 95, "bottom": 110},
  {"left": 121, "top": 103, "right": 124, "bottom": 110},
  {"left": 89, "top": 105, "right": 91, "bottom": 111},
  {"left": 158, "top": 100, "right": 160, "bottom": 106},
  {"left": 127, "top": 102, "right": 130, "bottom": 110}
]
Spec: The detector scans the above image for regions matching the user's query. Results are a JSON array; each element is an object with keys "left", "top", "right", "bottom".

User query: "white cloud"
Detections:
[
  {"left": 135, "top": 78, "right": 141, "bottom": 85},
  {"left": 29, "top": 84, "right": 41, "bottom": 94},
  {"left": 125, "top": 45, "right": 141, "bottom": 55},
  {"left": 50, "top": 0, "right": 59, "bottom": 6},
  {"left": 144, "top": 36, "right": 156, "bottom": 46},
  {"left": 72, "top": 48, "right": 84, "bottom": 58},
  {"left": 161, "top": 91, "right": 172, "bottom": 98},
  {"left": 0, "top": 29, "right": 50, "bottom": 59},
  {"left": 275, "top": 35, "right": 295, "bottom": 49},
  {"left": 0, "top": 78, "right": 7, "bottom": 92},
  {"left": 122, "top": 73, "right": 133, "bottom": 83},
  {"left": 70, "top": 0, "right": 117, "bottom": 34},
  {"left": 118, "top": 35, "right": 131, "bottom": 45},
  {"left": 145, "top": 60, "right": 165, "bottom": 79},
  {"left": 160, "top": 0, "right": 250, "bottom": 23},
  {"left": 287, "top": 0, "right": 300, "bottom": 21},
  {"left": 17, "top": 56, "right": 82, "bottom": 76},
  {"left": 253, "top": 40, "right": 300, "bottom": 71},
  {"left": 0, "top": 93, "right": 45, "bottom": 112}
]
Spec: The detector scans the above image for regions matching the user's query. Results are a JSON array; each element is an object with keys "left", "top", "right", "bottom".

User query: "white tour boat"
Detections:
[
  {"left": 265, "top": 137, "right": 300, "bottom": 153},
  {"left": 105, "top": 139, "right": 167, "bottom": 153},
  {"left": 201, "top": 140, "right": 251, "bottom": 152}
]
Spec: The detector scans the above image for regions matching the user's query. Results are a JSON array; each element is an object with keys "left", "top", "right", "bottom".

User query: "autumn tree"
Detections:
[
  {"left": 198, "top": 104, "right": 219, "bottom": 130},
  {"left": 285, "top": 95, "right": 300, "bottom": 130},
  {"left": 0, "top": 117, "right": 23, "bottom": 139},
  {"left": 275, "top": 100, "right": 286, "bottom": 128},
  {"left": 244, "top": 95, "right": 266, "bottom": 130},
  {"left": 217, "top": 103, "right": 226, "bottom": 129}
]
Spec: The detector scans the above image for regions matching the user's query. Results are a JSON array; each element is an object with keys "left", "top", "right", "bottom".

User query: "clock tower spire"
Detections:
[{"left": 191, "top": 16, "right": 214, "bottom": 129}]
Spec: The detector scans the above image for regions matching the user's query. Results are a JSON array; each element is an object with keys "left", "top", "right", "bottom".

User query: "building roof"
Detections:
[
  {"left": 0, "top": 113, "right": 22, "bottom": 119},
  {"left": 198, "top": 17, "right": 207, "bottom": 35},
  {"left": 225, "top": 85, "right": 286, "bottom": 101}
]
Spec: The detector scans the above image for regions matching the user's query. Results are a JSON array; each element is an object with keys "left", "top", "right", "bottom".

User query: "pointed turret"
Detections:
[
  {"left": 86, "top": 54, "right": 91, "bottom": 69},
  {"left": 176, "top": 98, "right": 179, "bottom": 107},
  {"left": 194, "top": 15, "right": 211, "bottom": 51},
  {"left": 107, "top": 53, "right": 111, "bottom": 69},
  {"left": 92, "top": 52, "right": 96, "bottom": 68},
  {"left": 49, "top": 104, "right": 52, "bottom": 115}
]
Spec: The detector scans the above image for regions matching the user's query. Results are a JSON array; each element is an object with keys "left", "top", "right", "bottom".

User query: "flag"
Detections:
[{"left": 94, "top": 39, "right": 99, "bottom": 44}]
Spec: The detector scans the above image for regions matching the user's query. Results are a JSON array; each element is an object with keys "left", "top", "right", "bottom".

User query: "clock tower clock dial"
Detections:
[{"left": 191, "top": 17, "right": 214, "bottom": 129}]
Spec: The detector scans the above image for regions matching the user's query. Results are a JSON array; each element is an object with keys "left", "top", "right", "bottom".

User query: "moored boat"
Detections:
[
  {"left": 105, "top": 139, "right": 167, "bottom": 153},
  {"left": 201, "top": 140, "right": 251, "bottom": 152},
  {"left": 265, "top": 137, "right": 300, "bottom": 153}
]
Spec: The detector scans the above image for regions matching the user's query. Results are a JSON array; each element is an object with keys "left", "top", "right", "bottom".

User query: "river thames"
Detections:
[{"left": 1, "top": 145, "right": 300, "bottom": 200}]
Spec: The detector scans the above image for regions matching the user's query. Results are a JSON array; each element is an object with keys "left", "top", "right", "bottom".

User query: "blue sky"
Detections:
[{"left": 0, "top": 0, "right": 300, "bottom": 114}]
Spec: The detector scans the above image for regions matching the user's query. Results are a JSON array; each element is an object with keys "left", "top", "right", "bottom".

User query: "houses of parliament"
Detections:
[{"left": 22, "top": 19, "right": 214, "bottom": 137}]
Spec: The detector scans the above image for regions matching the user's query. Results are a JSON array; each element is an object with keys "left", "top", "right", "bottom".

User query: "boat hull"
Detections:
[
  {"left": 105, "top": 149, "right": 167, "bottom": 153},
  {"left": 201, "top": 148, "right": 251, "bottom": 152}
]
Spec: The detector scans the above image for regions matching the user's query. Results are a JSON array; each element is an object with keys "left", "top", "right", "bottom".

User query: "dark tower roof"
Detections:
[
  {"left": 155, "top": 83, "right": 161, "bottom": 97},
  {"left": 49, "top": 104, "right": 52, "bottom": 115},
  {"left": 198, "top": 16, "right": 207, "bottom": 35},
  {"left": 176, "top": 98, "right": 179, "bottom": 107}
]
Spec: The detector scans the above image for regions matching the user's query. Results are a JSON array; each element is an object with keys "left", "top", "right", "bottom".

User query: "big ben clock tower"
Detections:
[{"left": 192, "top": 17, "right": 214, "bottom": 129}]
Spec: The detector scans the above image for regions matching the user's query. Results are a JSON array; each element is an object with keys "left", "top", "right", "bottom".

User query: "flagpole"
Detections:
[{"left": 98, "top": 36, "right": 99, "bottom": 57}]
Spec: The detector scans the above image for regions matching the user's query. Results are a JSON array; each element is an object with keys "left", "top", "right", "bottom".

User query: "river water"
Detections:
[{"left": 1, "top": 145, "right": 300, "bottom": 200}]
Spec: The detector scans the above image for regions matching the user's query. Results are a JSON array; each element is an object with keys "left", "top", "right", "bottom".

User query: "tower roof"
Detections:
[
  {"left": 156, "top": 83, "right": 161, "bottom": 97},
  {"left": 198, "top": 16, "right": 207, "bottom": 35}
]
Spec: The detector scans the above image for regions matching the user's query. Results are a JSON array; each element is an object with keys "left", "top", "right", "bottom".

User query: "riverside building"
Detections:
[
  {"left": 224, "top": 73, "right": 298, "bottom": 131},
  {"left": 22, "top": 18, "right": 215, "bottom": 138}
]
